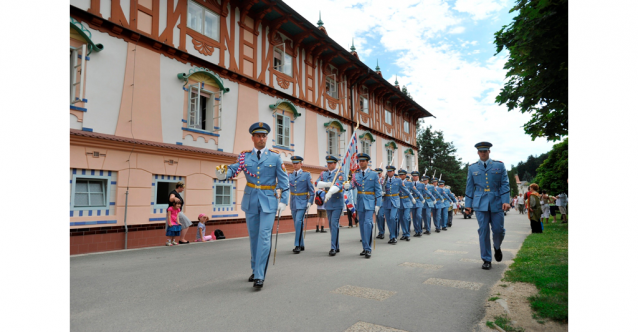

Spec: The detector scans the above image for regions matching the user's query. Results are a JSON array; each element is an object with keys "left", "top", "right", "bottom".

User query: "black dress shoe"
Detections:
[
  {"left": 365, "top": 251, "right": 371, "bottom": 259},
  {"left": 329, "top": 249, "right": 336, "bottom": 256},
  {"left": 320, "top": 229, "right": 327, "bottom": 233},
  {"left": 414, "top": 233, "right": 422, "bottom": 237},
  {"left": 494, "top": 248, "right": 502, "bottom": 262},
  {"left": 360, "top": 250, "right": 366, "bottom": 256},
  {"left": 336, "top": 249, "right": 340, "bottom": 253},
  {"left": 248, "top": 274, "right": 254, "bottom": 282},
  {"left": 389, "top": 238, "right": 397, "bottom": 244},
  {"left": 379, "top": 235, "right": 385, "bottom": 239},
  {"left": 376, "top": 234, "right": 383, "bottom": 239},
  {"left": 405, "top": 237, "right": 410, "bottom": 241},
  {"left": 400, "top": 236, "right": 406, "bottom": 240},
  {"left": 360, "top": 239, "right": 362, "bottom": 242},
  {"left": 425, "top": 231, "right": 431, "bottom": 235},
  {"left": 301, "top": 246, "right": 305, "bottom": 251},
  {"left": 253, "top": 279, "right": 264, "bottom": 288},
  {"left": 435, "top": 229, "right": 441, "bottom": 233},
  {"left": 482, "top": 261, "right": 492, "bottom": 270},
  {"left": 293, "top": 246, "right": 301, "bottom": 254},
  {"left": 442, "top": 227, "right": 448, "bottom": 231}
]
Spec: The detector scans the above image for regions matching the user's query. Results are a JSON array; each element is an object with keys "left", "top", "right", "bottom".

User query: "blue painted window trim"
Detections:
[
  {"left": 70, "top": 220, "right": 116, "bottom": 226},
  {"left": 213, "top": 181, "right": 235, "bottom": 210},
  {"left": 82, "top": 127, "right": 93, "bottom": 132},
  {"left": 210, "top": 214, "right": 239, "bottom": 218},
  {"left": 181, "top": 119, "right": 188, "bottom": 123},
  {"left": 272, "top": 145, "right": 294, "bottom": 152},
  {"left": 152, "top": 176, "right": 182, "bottom": 211},
  {"left": 77, "top": 54, "right": 90, "bottom": 61},
  {"left": 70, "top": 105, "right": 87, "bottom": 112},
  {"left": 182, "top": 127, "right": 220, "bottom": 137},
  {"left": 71, "top": 173, "right": 112, "bottom": 211},
  {"left": 149, "top": 217, "right": 166, "bottom": 222}
]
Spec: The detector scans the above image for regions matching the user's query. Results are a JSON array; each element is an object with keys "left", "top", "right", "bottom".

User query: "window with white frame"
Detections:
[
  {"left": 328, "top": 130, "right": 338, "bottom": 156},
  {"left": 360, "top": 96, "right": 369, "bottom": 114},
  {"left": 214, "top": 182, "right": 234, "bottom": 207},
  {"left": 405, "top": 154, "right": 413, "bottom": 172},
  {"left": 386, "top": 149, "right": 394, "bottom": 167},
  {"left": 70, "top": 45, "right": 87, "bottom": 104},
  {"left": 404, "top": 120, "right": 410, "bottom": 133},
  {"left": 361, "top": 139, "right": 371, "bottom": 155},
  {"left": 187, "top": 0, "right": 220, "bottom": 41},
  {"left": 72, "top": 178, "right": 107, "bottom": 209},
  {"left": 385, "top": 110, "right": 392, "bottom": 124},
  {"left": 273, "top": 46, "right": 293, "bottom": 76},
  {"left": 188, "top": 82, "right": 222, "bottom": 131},
  {"left": 275, "top": 113, "right": 291, "bottom": 147},
  {"left": 326, "top": 70, "right": 339, "bottom": 99}
]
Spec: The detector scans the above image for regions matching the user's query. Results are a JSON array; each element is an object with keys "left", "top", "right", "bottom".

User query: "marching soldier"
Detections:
[
  {"left": 315, "top": 156, "right": 345, "bottom": 256},
  {"left": 343, "top": 154, "right": 382, "bottom": 258},
  {"left": 435, "top": 179, "right": 450, "bottom": 231},
  {"left": 288, "top": 156, "right": 315, "bottom": 254},
  {"left": 215, "top": 122, "right": 289, "bottom": 289},
  {"left": 430, "top": 177, "right": 445, "bottom": 232},
  {"left": 420, "top": 175, "right": 436, "bottom": 235},
  {"left": 397, "top": 169, "right": 417, "bottom": 241},
  {"left": 375, "top": 168, "right": 386, "bottom": 240},
  {"left": 409, "top": 171, "right": 426, "bottom": 236},
  {"left": 382, "top": 166, "right": 402, "bottom": 244},
  {"left": 464, "top": 142, "right": 510, "bottom": 270},
  {"left": 444, "top": 185, "right": 457, "bottom": 228}
]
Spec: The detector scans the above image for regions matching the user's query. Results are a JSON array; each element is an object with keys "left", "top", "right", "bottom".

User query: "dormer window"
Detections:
[{"left": 326, "top": 67, "right": 339, "bottom": 99}]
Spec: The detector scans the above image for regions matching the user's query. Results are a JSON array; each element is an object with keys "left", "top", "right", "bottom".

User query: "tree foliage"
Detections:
[
  {"left": 535, "top": 138, "right": 568, "bottom": 195},
  {"left": 507, "top": 168, "right": 519, "bottom": 197},
  {"left": 494, "top": 0, "right": 568, "bottom": 141},
  {"left": 416, "top": 123, "right": 467, "bottom": 195},
  {"left": 513, "top": 153, "right": 549, "bottom": 182}
]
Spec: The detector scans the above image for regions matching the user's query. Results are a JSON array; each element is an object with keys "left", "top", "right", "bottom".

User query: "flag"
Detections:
[
  {"left": 344, "top": 192, "right": 356, "bottom": 219},
  {"left": 342, "top": 131, "right": 359, "bottom": 217}
]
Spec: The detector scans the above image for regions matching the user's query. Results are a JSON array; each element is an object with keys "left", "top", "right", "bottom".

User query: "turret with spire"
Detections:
[
  {"left": 317, "top": 11, "right": 328, "bottom": 35},
  {"left": 375, "top": 59, "right": 382, "bottom": 77},
  {"left": 350, "top": 37, "right": 359, "bottom": 59},
  {"left": 394, "top": 75, "right": 400, "bottom": 89}
]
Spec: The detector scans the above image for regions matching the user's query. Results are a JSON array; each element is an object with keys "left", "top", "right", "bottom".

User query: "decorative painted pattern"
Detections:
[
  {"left": 70, "top": 168, "right": 116, "bottom": 218},
  {"left": 151, "top": 175, "right": 183, "bottom": 214}
]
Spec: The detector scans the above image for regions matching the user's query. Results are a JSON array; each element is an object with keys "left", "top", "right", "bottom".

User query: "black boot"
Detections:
[
  {"left": 320, "top": 226, "right": 327, "bottom": 233},
  {"left": 316, "top": 225, "right": 319, "bottom": 232}
]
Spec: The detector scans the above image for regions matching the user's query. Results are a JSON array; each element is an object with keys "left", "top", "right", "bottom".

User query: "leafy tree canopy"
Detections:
[
  {"left": 494, "top": 0, "right": 568, "bottom": 141},
  {"left": 536, "top": 138, "right": 568, "bottom": 195}
]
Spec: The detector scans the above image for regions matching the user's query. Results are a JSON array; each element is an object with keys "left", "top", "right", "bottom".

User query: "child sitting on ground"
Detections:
[
  {"left": 195, "top": 214, "right": 216, "bottom": 242},
  {"left": 165, "top": 202, "right": 182, "bottom": 246}
]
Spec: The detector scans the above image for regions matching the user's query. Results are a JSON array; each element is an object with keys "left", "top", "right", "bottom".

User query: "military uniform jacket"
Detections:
[
  {"left": 415, "top": 182, "right": 433, "bottom": 208},
  {"left": 288, "top": 170, "right": 315, "bottom": 211},
  {"left": 398, "top": 179, "right": 416, "bottom": 209},
  {"left": 315, "top": 170, "right": 345, "bottom": 210},
  {"left": 464, "top": 159, "right": 510, "bottom": 212},
  {"left": 434, "top": 186, "right": 447, "bottom": 209},
  {"left": 352, "top": 169, "right": 382, "bottom": 211},
  {"left": 442, "top": 188, "right": 456, "bottom": 208},
  {"left": 407, "top": 180, "right": 425, "bottom": 208},
  {"left": 226, "top": 149, "right": 289, "bottom": 213},
  {"left": 426, "top": 184, "right": 443, "bottom": 208},
  {"left": 382, "top": 176, "right": 402, "bottom": 209}
]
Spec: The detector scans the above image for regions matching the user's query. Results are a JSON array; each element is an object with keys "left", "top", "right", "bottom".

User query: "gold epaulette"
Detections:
[
  {"left": 268, "top": 148, "right": 280, "bottom": 154},
  {"left": 241, "top": 150, "right": 252, "bottom": 154}
]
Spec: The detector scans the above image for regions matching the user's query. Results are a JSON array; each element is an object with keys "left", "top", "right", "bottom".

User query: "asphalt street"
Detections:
[{"left": 71, "top": 211, "right": 531, "bottom": 332}]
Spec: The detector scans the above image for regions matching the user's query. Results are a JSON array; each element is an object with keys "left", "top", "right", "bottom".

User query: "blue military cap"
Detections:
[
  {"left": 386, "top": 165, "right": 396, "bottom": 171},
  {"left": 439, "top": 180, "right": 445, "bottom": 184},
  {"left": 398, "top": 169, "right": 407, "bottom": 175},
  {"left": 357, "top": 153, "right": 371, "bottom": 161},
  {"left": 374, "top": 168, "right": 383, "bottom": 173},
  {"left": 291, "top": 156, "right": 303, "bottom": 163},
  {"left": 431, "top": 177, "right": 438, "bottom": 182},
  {"left": 422, "top": 175, "right": 430, "bottom": 180},
  {"left": 249, "top": 122, "right": 270, "bottom": 135},
  {"left": 475, "top": 141, "right": 492, "bottom": 151},
  {"left": 326, "top": 155, "right": 339, "bottom": 163},
  {"left": 411, "top": 171, "right": 420, "bottom": 176}
]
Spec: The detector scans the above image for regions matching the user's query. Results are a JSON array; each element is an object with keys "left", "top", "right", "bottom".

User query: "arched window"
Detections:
[
  {"left": 177, "top": 67, "right": 229, "bottom": 136},
  {"left": 269, "top": 99, "right": 301, "bottom": 154},
  {"left": 385, "top": 141, "right": 398, "bottom": 167}
]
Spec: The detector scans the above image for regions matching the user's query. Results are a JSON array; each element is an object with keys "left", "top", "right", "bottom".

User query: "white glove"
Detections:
[
  {"left": 216, "top": 166, "right": 227, "bottom": 180},
  {"left": 422, "top": 200, "right": 426, "bottom": 204},
  {"left": 381, "top": 191, "right": 386, "bottom": 196},
  {"left": 325, "top": 185, "right": 340, "bottom": 201},
  {"left": 306, "top": 202, "right": 311, "bottom": 209},
  {"left": 317, "top": 181, "right": 331, "bottom": 189},
  {"left": 277, "top": 203, "right": 286, "bottom": 214},
  {"left": 375, "top": 206, "right": 380, "bottom": 214},
  {"left": 343, "top": 182, "right": 351, "bottom": 190},
  {"left": 411, "top": 198, "right": 416, "bottom": 204}
]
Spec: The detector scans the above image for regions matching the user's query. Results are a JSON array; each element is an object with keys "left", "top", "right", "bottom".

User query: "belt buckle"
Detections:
[{"left": 254, "top": 184, "right": 261, "bottom": 189}]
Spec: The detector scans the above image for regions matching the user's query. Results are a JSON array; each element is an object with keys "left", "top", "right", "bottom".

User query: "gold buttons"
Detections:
[
  {"left": 257, "top": 172, "right": 260, "bottom": 174},
  {"left": 258, "top": 167, "right": 260, "bottom": 170},
  {"left": 257, "top": 181, "right": 260, "bottom": 184}
]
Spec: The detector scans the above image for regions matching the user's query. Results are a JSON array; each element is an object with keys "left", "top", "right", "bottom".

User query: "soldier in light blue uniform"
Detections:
[
  {"left": 216, "top": 122, "right": 289, "bottom": 289},
  {"left": 430, "top": 177, "right": 445, "bottom": 233},
  {"left": 408, "top": 171, "right": 426, "bottom": 237},
  {"left": 397, "top": 169, "right": 417, "bottom": 241},
  {"left": 444, "top": 185, "right": 457, "bottom": 228},
  {"left": 435, "top": 179, "right": 450, "bottom": 231},
  {"left": 288, "top": 156, "right": 315, "bottom": 254},
  {"left": 315, "top": 155, "right": 345, "bottom": 256},
  {"left": 464, "top": 142, "right": 510, "bottom": 270},
  {"left": 420, "top": 175, "right": 436, "bottom": 235},
  {"left": 343, "top": 153, "right": 382, "bottom": 258},
  {"left": 439, "top": 180, "right": 456, "bottom": 229},
  {"left": 374, "top": 168, "right": 386, "bottom": 240},
  {"left": 382, "top": 166, "right": 402, "bottom": 244}
]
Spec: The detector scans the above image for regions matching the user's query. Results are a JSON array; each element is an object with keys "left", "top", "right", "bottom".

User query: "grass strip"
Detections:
[{"left": 504, "top": 218, "right": 568, "bottom": 323}]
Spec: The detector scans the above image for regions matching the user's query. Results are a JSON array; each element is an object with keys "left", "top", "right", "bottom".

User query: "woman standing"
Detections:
[
  {"left": 528, "top": 184, "right": 543, "bottom": 233},
  {"left": 169, "top": 182, "right": 193, "bottom": 244}
]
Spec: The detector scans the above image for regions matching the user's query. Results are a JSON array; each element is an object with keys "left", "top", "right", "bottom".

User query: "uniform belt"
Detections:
[
  {"left": 357, "top": 191, "right": 374, "bottom": 195},
  {"left": 246, "top": 183, "right": 276, "bottom": 190},
  {"left": 484, "top": 189, "right": 491, "bottom": 192},
  {"left": 291, "top": 192, "right": 309, "bottom": 196},
  {"left": 400, "top": 196, "right": 409, "bottom": 199},
  {"left": 436, "top": 199, "right": 440, "bottom": 201},
  {"left": 384, "top": 193, "right": 399, "bottom": 197},
  {"left": 324, "top": 189, "right": 343, "bottom": 193}
]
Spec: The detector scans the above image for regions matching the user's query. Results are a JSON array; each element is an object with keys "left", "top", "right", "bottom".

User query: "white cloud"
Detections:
[
  {"left": 453, "top": 0, "right": 509, "bottom": 20},
  {"left": 449, "top": 26, "right": 466, "bottom": 34}
]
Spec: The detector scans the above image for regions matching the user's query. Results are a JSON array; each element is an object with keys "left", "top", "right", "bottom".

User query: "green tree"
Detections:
[
  {"left": 494, "top": 0, "right": 568, "bottom": 141},
  {"left": 536, "top": 138, "right": 568, "bottom": 195},
  {"left": 508, "top": 168, "right": 519, "bottom": 197},
  {"left": 416, "top": 123, "right": 467, "bottom": 195}
]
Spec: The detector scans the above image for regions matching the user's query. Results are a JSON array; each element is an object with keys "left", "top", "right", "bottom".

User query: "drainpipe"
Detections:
[{"left": 124, "top": 189, "right": 129, "bottom": 249}]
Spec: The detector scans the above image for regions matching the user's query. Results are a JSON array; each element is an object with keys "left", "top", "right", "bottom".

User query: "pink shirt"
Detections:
[{"left": 167, "top": 206, "right": 180, "bottom": 226}]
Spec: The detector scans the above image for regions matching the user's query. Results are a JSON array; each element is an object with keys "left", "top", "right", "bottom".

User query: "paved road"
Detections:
[{"left": 71, "top": 211, "right": 531, "bottom": 332}]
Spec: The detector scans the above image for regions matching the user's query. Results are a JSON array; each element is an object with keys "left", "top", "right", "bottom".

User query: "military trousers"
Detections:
[
  {"left": 384, "top": 207, "right": 399, "bottom": 240},
  {"left": 358, "top": 209, "right": 374, "bottom": 251},
  {"left": 326, "top": 209, "right": 342, "bottom": 250},
  {"left": 411, "top": 207, "right": 422, "bottom": 234},
  {"left": 292, "top": 208, "right": 306, "bottom": 247},
  {"left": 439, "top": 207, "right": 448, "bottom": 229},
  {"left": 432, "top": 207, "right": 442, "bottom": 230},
  {"left": 422, "top": 206, "right": 432, "bottom": 232},
  {"left": 447, "top": 209, "right": 454, "bottom": 227},
  {"left": 245, "top": 206, "right": 276, "bottom": 280},
  {"left": 476, "top": 208, "right": 506, "bottom": 262},
  {"left": 398, "top": 207, "right": 411, "bottom": 238},
  {"left": 376, "top": 207, "right": 385, "bottom": 235}
]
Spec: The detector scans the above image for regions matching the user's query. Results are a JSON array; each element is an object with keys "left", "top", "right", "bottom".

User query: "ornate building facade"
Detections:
[{"left": 69, "top": 0, "right": 433, "bottom": 254}]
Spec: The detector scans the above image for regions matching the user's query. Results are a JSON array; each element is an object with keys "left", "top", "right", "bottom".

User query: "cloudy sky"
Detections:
[{"left": 284, "top": 0, "right": 557, "bottom": 169}]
